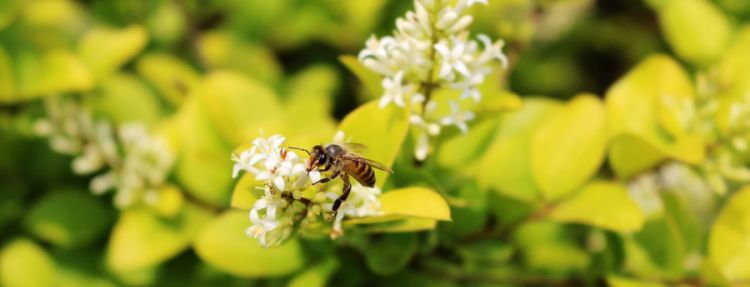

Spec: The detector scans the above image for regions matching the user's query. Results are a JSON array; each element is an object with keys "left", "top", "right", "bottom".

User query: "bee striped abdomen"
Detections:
[{"left": 349, "top": 159, "right": 376, "bottom": 187}]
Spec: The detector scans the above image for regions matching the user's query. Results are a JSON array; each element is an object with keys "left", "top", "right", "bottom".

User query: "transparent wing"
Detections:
[
  {"left": 343, "top": 142, "right": 368, "bottom": 153},
  {"left": 342, "top": 155, "right": 393, "bottom": 173}
]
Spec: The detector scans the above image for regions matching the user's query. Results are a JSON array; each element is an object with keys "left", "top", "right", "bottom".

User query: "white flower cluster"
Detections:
[
  {"left": 34, "top": 97, "right": 174, "bottom": 209},
  {"left": 232, "top": 133, "right": 384, "bottom": 246},
  {"left": 627, "top": 163, "right": 714, "bottom": 221},
  {"left": 358, "top": 0, "right": 507, "bottom": 160}
]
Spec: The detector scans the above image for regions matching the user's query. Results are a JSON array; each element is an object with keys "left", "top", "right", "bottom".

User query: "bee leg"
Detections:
[
  {"left": 331, "top": 175, "right": 351, "bottom": 216},
  {"left": 312, "top": 170, "right": 339, "bottom": 185}
]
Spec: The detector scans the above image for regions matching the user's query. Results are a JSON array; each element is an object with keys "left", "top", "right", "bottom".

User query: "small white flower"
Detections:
[
  {"left": 440, "top": 101, "right": 475, "bottom": 133},
  {"left": 380, "top": 71, "right": 410, "bottom": 108},
  {"left": 435, "top": 40, "right": 471, "bottom": 79}
]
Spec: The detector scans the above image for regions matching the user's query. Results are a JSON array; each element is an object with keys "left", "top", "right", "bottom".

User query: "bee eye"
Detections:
[{"left": 317, "top": 153, "right": 327, "bottom": 163}]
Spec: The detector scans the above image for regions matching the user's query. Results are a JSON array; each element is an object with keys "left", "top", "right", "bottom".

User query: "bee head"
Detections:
[{"left": 307, "top": 145, "right": 327, "bottom": 172}]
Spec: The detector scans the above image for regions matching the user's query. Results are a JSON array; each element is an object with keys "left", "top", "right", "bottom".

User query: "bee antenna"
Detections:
[{"left": 288, "top": 146, "right": 311, "bottom": 155}]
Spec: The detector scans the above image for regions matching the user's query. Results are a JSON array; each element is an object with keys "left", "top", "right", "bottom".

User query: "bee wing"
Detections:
[
  {"left": 343, "top": 142, "right": 368, "bottom": 153},
  {"left": 342, "top": 155, "right": 393, "bottom": 173}
]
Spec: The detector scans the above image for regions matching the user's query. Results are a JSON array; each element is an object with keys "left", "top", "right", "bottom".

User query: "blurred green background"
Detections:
[{"left": 3, "top": 0, "right": 750, "bottom": 286}]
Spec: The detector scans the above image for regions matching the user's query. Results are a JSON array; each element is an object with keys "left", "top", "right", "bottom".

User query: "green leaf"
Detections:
[
  {"left": 549, "top": 181, "right": 645, "bottom": 232},
  {"left": 6, "top": 50, "right": 93, "bottom": 102},
  {"left": 24, "top": 188, "right": 112, "bottom": 248},
  {"left": 0, "top": 238, "right": 57, "bottom": 287},
  {"left": 531, "top": 94, "right": 607, "bottom": 199},
  {"left": 478, "top": 98, "right": 562, "bottom": 202},
  {"left": 85, "top": 73, "right": 164, "bottom": 126},
  {"left": 608, "top": 133, "right": 666, "bottom": 180},
  {"left": 363, "top": 233, "right": 417, "bottom": 276},
  {"left": 0, "top": 44, "right": 14, "bottom": 97},
  {"left": 136, "top": 53, "right": 199, "bottom": 105},
  {"left": 514, "top": 222, "right": 590, "bottom": 275},
  {"left": 379, "top": 187, "right": 451, "bottom": 221},
  {"left": 287, "top": 258, "right": 339, "bottom": 287},
  {"left": 338, "top": 101, "right": 410, "bottom": 187},
  {"left": 357, "top": 217, "right": 438, "bottom": 233},
  {"left": 437, "top": 116, "right": 499, "bottom": 167},
  {"left": 197, "top": 31, "right": 282, "bottom": 85},
  {"left": 52, "top": 249, "right": 117, "bottom": 287},
  {"left": 78, "top": 25, "right": 148, "bottom": 81},
  {"left": 605, "top": 55, "right": 704, "bottom": 178},
  {"left": 230, "top": 173, "right": 261, "bottom": 210},
  {"left": 106, "top": 203, "right": 212, "bottom": 272},
  {"left": 197, "top": 71, "right": 285, "bottom": 146},
  {"left": 659, "top": 0, "right": 732, "bottom": 66},
  {"left": 193, "top": 210, "right": 303, "bottom": 278},
  {"left": 709, "top": 185, "right": 750, "bottom": 281},
  {"left": 283, "top": 65, "right": 339, "bottom": 147},
  {"left": 607, "top": 275, "right": 668, "bottom": 287},
  {"left": 173, "top": 96, "right": 233, "bottom": 206},
  {"left": 339, "top": 55, "right": 382, "bottom": 101}
]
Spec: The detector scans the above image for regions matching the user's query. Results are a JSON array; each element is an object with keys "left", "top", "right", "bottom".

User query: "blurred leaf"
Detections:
[
  {"left": 145, "top": 1, "right": 185, "bottom": 46},
  {"left": 606, "top": 275, "right": 667, "bottom": 287},
  {"left": 514, "top": 222, "right": 590, "bottom": 275},
  {"left": 24, "top": 188, "right": 112, "bottom": 248},
  {"left": 606, "top": 55, "right": 703, "bottom": 178},
  {"left": 287, "top": 257, "right": 339, "bottom": 287},
  {"left": 629, "top": 217, "right": 687, "bottom": 278},
  {"left": 85, "top": 73, "right": 163, "bottom": 126},
  {"left": 136, "top": 53, "right": 199, "bottom": 105},
  {"left": 718, "top": 26, "right": 750, "bottom": 106},
  {"left": 338, "top": 101, "right": 410, "bottom": 187},
  {"left": 0, "top": 44, "right": 14, "bottom": 96},
  {"left": 107, "top": 203, "right": 212, "bottom": 272},
  {"left": 549, "top": 181, "right": 644, "bottom": 232},
  {"left": 339, "top": 55, "right": 382, "bottom": 101},
  {"left": 173, "top": 96, "right": 233, "bottom": 206},
  {"left": 531, "top": 94, "right": 607, "bottom": 199},
  {"left": 198, "top": 31, "right": 282, "bottom": 85},
  {"left": 78, "top": 25, "right": 148, "bottom": 81},
  {"left": 478, "top": 98, "right": 561, "bottom": 202},
  {"left": 709, "top": 185, "right": 750, "bottom": 282},
  {"left": 52, "top": 249, "right": 116, "bottom": 287},
  {"left": 283, "top": 65, "right": 339, "bottom": 146},
  {"left": 437, "top": 116, "right": 499, "bottom": 167},
  {"left": 0, "top": 238, "right": 57, "bottom": 287},
  {"left": 3, "top": 49, "right": 93, "bottom": 102},
  {"left": 659, "top": 0, "right": 732, "bottom": 66},
  {"left": 193, "top": 210, "right": 304, "bottom": 278},
  {"left": 0, "top": 0, "right": 22, "bottom": 30},
  {"left": 197, "top": 70, "right": 285, "bottom": 146},
  {"left": 151, "top": 185, "right": 185, "bottom": 218},
  {"left": 363, "top": 233, "right": 417, "bottom": 276},
  {"left": 230, "top": 173, "right": 260, "bottom": 210}
]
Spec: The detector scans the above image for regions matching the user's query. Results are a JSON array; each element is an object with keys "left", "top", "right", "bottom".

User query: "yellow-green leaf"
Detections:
[
  {"left": 550, "top": 181, "right": 645, "bottom": 232},
  {"left": 136, "top": 53, "right": 199, "bottom": 105},
  {"left": 0, "top": 44, "right": 14, "bottom": 97},
  {"left": 709, "top": 185, "right": 750, "bottom": 281},
  {"left": 338, "top": 101, "right": 409, "bottom": 187},
  {"left": 605, "top": 55, "right": 703, "bottom": 178},
  {"left": 478, "top": 98, "right": 561, "bottom": 202},
  {"left": 85, "top": 73, "right": 163, "bottom": 126},
  {"left": 107, "top": 203, "right": 212, "bottom": 272},
  {"left": 197, "top": 71, "right": 285, "bottom": 146},
  {"left": 173, "top": 96, "right": 233, "bottom": 206},
  {"left": 339, "top": 55, "right": 382, "bottom": 101},
  {"left": 230, "top": 173, "right": 260, "bottom": 210},
  {"left": 0, "top": 238, "right": 57, "bottom": 287},
  {"left": 531, "top": 94, "right": 607, "bottom": 199},
  {"left": 380, "top": 187, "right": 451, "bottom": 221},
  {"left": 197, "top": 31, "right": 282, "bottom": 85},
  {"left": 287, "top": 258, "right": 339, "bottom": 287},
  {"left": 24, "top": 189, "right": 112, "bottom": 248},
  {"left": 659, "top": 0, "right": 732, "bottom": 66},
  {"left": 607, "top": 275, "right": 668, "bottom": 287},
  {"left": 193, "top": 210, "right": 303, "bottom": 278},
  {"left": 78, "top": 25, "right": 148, "bottom": 81}
]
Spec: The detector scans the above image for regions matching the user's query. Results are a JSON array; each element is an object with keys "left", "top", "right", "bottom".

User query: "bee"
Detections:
[{"left": 290, "top": 143, "right": 391, "bottom": 215}]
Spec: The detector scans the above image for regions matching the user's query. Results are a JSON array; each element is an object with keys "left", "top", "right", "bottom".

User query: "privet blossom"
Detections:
[
  {"left": 358, "top": 0, "right": 508, "bottom": 160},
  {"left": 232, "top": 133, "right": 383, "bottom": 247},
  {"left": 34, "top": 97, "right": 174, "bottom": 209}
]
